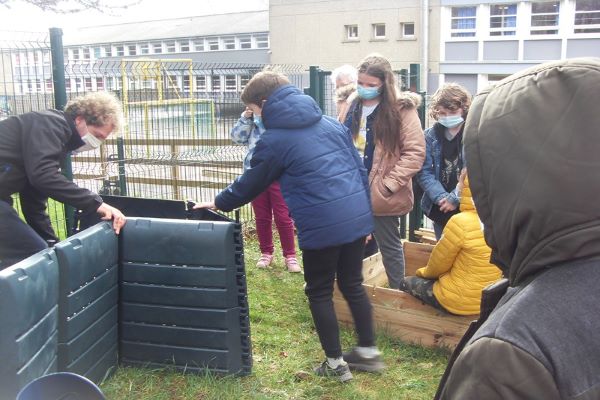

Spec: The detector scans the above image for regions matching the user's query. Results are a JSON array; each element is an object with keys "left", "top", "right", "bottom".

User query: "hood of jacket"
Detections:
[
  {"left": 459, "top": 175, "right": 475, "bottom": 212},
  {"left": 464, "top": 57, "right": 600, "bottom": 286},
  {"left": 262, "top": 84, "right": 322, "bottom": 130}
]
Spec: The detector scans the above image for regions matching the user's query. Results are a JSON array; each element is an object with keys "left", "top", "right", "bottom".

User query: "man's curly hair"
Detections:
[{"left": 65, "top": 91, "right": 123, "bottom": 133}]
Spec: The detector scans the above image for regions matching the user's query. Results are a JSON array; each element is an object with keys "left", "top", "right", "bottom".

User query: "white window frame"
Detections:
[
  {"left": 574, "top": 0, "right": 600, "bottom": 33},
  {"left": 451, "top": 6, "right": 477, "bottom": 37},
  {"left": 116, "top": 45, "right": 125, "bottom": 57},
  {"left": 223, "top": 37, "right": 236, "bottom": 50},
  {"left": 211, "top": 75, "right": 221, "bottom": 91},
  {"left": 152, "top": 42, "right": 163, "bottom": 54},
  {"left": 140, "top": 43, "right": 149, "bottom": 55},
  {"left": 207, "top": 38, "right": 220, "bottom": 51},
  {"left": 128, "top": 44, "right": 137, "bottom": 56},
  {"left": 165, "top": 41, "right": 176, "bottom": 53},
  {"left": 193, "top": 39, "right": 204, "bottom": 51},
  {"left": 254, "top": 34, "right": 269, "bottom": 48},
  {"left": 238, "top": 36, "right": 251, "bottom": 49},
  {"left": 490, "top": 3, "right": 518, "bottom": 36},
  {"left": 530, "top": 1, "right": 560, "bottom": 35},
  {"left": 345, "top": 24, "right": 359, "bottom": 40},
  {"left": 103, "top": 46, "right": 112, "bottom": 57},
  {"left": 179, "top": 40, "right": 190, "bottom": 52},
  {"left": 372, "top": 23, "right": 386, "bottom": 39},
  {"left": 401, "top": 22, "right": 415, "bottom": 38},
  {"left": 195, "top": 75, "right": 207, "bottom": 91},
  {"left": 224, "top": 75, "right": 237, "bottom": 91}
]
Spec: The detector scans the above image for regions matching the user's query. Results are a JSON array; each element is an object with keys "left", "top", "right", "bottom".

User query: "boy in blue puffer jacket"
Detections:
[{"left": 195, "top": 71, "right": 385, "bottom": 382}]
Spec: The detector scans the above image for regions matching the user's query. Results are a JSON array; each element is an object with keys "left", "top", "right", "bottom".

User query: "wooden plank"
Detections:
[
  {"left": 403, "top": 241, "right": 434, "bottom": 277},
  {"left": 361, "top": 253, "right": 388, "bottom": 286},
  {"left": 333, "top": 285, "right": 472, "bottom": 349},
  {"left": 332, "top": 241, "right": 474, "bottom": 350}
]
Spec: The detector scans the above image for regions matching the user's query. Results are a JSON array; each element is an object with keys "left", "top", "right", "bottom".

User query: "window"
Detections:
[
  {"left": 140, "top": 43, "right": 149, "bottom": 55},
  {"left": 490, "top": 4, "right": 517, "bottom": 36},
  {"left": 106, "top": 77, "right": 114, "bottom": 90},
  {"left": 179, "top": 40, "right": 190, "bottom": 52},
  {"left": 116, "top": 45, "right": 125, "bottom": 56},
  {"left": 83, "top": 48, "right": 91, "bottom": 60},
  {"left": 207, "top": 38, "right": 219, "bottom": 51},
  {"left": 531, "top": 1, "right": 559, "bottom": 34},
  {"left": 224, "top": 38, "right": 236, "bottom": 50},
  {"left": 225, "top": 75, "right": 237, "bottom": 91},
  {"left": 255, "top": 34, "right": 269, "bottom": 48},
  {"left": 72, "top": 49, "right": 80, "bottom": 60},
  {"left": 45, "top": 78, "right": 53, "bottom": 91},
  {"left": 75, "top": 78, "right": 83, "bottom": 92},
  {"left": 165, "top": 41, "right": 176, "bottom": 53},
  {"left": 240, "top": 75, "right": 251, "bottom": 89},
  {"left": 345, "top": 24, "right": 359, "bottom": 40},
  {"left": 104, "top": 46, "right": 112, "bottom": 57},
  {"left": 451, "top": 6, "right": 477, "bottom": 37},
  {"left": 183, "top": 76, "right": 190, "bottom": 92},
  {"left": 84, "top": 78, "right": 92, "bottom": 90},
  {"left": 211, "top": 75, "right": 221, "bottom": 91},
  {"left": 152, "top": 42, "right": 163, "bottom": 54},
  {"left": 193, "top": 39, "right": 204, "bottom": 51},
  {"left": 65, "top": 79, "right": 71, "bottom": 91},
  {"left": 575, "top": 0, "right": 600, "bottom": 33},
  {"left": 239, "top": 36, "right": 251, "bottom": 49},
  {"left": 93, "top": 47, "right": 101, "bottom": 59},
  {"left": 96, "top": 77, "right": 104, "bottom": 90},
  {"left": 372, "top": 23, "right": 386, "bottom": 38},
  {"left": 195, "top": 75, "right": 207, "bottom": 91},
  {"left": 128, "top": 45, "right": 137, "bottom": 56},
  {"left": 35, "top": 79, "right": 42, "bottom": 92},
  {"left": 401, "top": 22, "right": 415, "bottom": 38}
]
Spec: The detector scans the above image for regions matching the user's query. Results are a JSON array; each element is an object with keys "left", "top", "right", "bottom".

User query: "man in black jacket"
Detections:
[{"left": 0, "top": 91, "right": 126, "bottom": 269}]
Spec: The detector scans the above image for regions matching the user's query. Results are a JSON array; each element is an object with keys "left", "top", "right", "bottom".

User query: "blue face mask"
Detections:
[
  {"left": 438, "top": 115, "right": 464, "bottom": 128},
  {"left": 357, "top": 85, "right": 382, "bottom": 100},
  {"left": 253, "top": 115, "right": 265, "bottom": 130}
]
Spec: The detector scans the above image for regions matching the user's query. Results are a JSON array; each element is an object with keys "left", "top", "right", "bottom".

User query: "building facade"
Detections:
[
  {"left": 269, "top": 0, "right": 429, "bottom": 82},
  {"left": 438, "top": 0, "right": 600, "bottom": 94}
]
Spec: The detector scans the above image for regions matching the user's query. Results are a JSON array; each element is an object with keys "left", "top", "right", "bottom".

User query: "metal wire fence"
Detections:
[{"left": 2, "top": 30, "right": 433, "bottom": 240}]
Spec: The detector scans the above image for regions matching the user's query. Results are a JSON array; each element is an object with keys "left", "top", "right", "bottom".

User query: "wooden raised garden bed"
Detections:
[{"left": 333, "top": 241, "right": 474, "bottom": 350}]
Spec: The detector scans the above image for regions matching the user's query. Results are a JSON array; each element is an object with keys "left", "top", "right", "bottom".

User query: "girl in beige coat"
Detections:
[{"left": 342, "top": 54, "right": 425, "bottom": 288}]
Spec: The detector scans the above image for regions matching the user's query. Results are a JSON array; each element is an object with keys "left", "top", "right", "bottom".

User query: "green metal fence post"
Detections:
[
  {"left": 50, "top": 27, "right": 74, "bottom": 236},
  {"left": 308, "top": 65, "right": 325, "bottom": 110},
  {"left": 409, "top": 63, "right": 421, "bottom": 93},
  {"left": 117, "top": 137, "right": 128, "bottom": 196}
]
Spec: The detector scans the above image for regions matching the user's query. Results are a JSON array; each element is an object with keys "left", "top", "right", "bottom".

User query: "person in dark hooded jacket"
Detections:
[
  {"left": 195, "top": 71, "right": 384, "bottom": 382},
  {"left": 435, "top": 58, "right": 600, "bottom": 399}
]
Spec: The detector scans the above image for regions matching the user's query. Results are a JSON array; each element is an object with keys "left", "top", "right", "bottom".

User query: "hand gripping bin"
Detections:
[
  {"left": 119, "top": 215, "right": 252, "bottom": 376},
  {"left": 0, "top": 250, "right": 59, "bottom": 399}
]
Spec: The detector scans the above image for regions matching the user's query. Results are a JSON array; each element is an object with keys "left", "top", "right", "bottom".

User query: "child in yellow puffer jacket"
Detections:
[{"left": 398, "top": 171, "right": 502, "bottom": 315}]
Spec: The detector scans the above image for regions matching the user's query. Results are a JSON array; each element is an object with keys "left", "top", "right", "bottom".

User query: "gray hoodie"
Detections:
[{"left": 436, "top": 58, "right": 600, "bottom": 400}]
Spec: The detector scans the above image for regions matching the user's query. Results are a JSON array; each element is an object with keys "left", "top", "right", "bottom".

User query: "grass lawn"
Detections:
[{"left": 100, "top": 233, "right": 450, "bottom": 400}]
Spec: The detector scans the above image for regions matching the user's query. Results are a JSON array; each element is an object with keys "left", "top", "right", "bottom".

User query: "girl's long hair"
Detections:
[{"left": 355, "top": 54, "right": 403, "bottom": 154}]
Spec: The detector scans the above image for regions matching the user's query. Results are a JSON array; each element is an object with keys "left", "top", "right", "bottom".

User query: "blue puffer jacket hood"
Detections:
[
  {"left": 215, "top": 84, "right": 373, "bottom": 250},
  {"left": 262, "top": 85, "right": 322, "bottom": 130}
]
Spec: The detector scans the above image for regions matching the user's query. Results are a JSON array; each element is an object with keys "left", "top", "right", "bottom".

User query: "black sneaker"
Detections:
[
  {"left": 313, "top": 360, "right": 353, "bottom": 383},
  {"left": 343, "top": 348, "right": 386, "bottom": 373}
]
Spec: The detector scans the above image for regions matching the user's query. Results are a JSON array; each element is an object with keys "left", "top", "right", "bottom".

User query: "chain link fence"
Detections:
[{"left": 2, "top": 30, "right": 433, "bottom": 240}]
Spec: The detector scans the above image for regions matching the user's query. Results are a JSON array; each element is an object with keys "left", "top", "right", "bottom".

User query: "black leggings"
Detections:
[{"left": 302, "top": 237, "right": 375, "bottom": 358}]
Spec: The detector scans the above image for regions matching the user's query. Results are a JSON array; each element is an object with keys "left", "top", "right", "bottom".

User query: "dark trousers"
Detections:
[
  {"left": 0, "top": 199, "right": 48, "bottom": 270},
  {"left": 302, "top": 237, "right": 375, "bottom": 358}
]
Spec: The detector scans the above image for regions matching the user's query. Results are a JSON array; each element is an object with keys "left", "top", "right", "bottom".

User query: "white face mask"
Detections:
[{"left": 74, "top": 132, "right": 104, "bottom": 153}]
